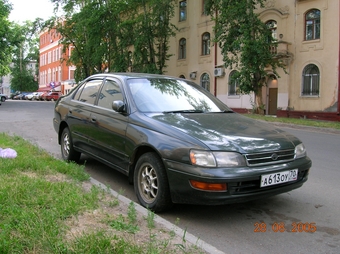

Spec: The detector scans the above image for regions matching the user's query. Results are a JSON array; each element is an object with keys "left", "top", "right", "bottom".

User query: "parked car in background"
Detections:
[
  {"left": 13, "top": 92, "right": 29, "bottom": 100},
  {"left": 42, "top": 91, "right": 63, "bottom": 101},
  {"left": 53, "top": 73, "right": 312, "bottom": 212},
  {"left": 0, "top": 93, "right": 8, "bottom": 102},
  {"left": 24, "top": 92, "right": 36, "bottom": 100},
  {"left": 31, "top": 92, "right": 45, "bottom": 100}
]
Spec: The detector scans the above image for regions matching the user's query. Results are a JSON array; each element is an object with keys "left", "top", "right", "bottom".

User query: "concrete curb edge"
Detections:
[{"left": 90, "top": 177, "right": 225, "bottom": 254}]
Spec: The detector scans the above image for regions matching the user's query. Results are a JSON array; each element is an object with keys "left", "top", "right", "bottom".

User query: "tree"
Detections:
[
  {"left": 205, "top": 0, "right": 285, "bottom": 111},
  {"left": 10, "top": 21, "right": 40, "bottom": 92},
  {"left": 48, "top": 0, "right": 176, "bottom": 82},
  {"left": 0, "top": 0, "right": 14, "bottom": 77},
  {"left": 130, "top": 0, "right": 176, "bottom": 73}
]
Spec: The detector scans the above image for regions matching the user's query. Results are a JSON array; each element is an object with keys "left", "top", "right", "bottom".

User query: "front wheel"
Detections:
[
  {"left": 60, "top": 127, "right": 81, "bottom": 162},
  {"left": 134, "top": 152, "right": 173, "bottom": 212}
]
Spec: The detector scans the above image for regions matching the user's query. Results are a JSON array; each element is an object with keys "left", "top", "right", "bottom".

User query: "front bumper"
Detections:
[{"left": 165, "top": 157, "right": 312, "bottom": 205}]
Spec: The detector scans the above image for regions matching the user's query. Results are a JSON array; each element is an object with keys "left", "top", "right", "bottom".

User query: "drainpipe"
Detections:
[
  {"left": 338, "top": 1, "right": 340, "bottom": 114},
  {"left": 214, "top": 9, "right": 218, "bottom": 97}
]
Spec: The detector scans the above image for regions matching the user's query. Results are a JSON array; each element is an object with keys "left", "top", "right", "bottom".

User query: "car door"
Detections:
[
  {"left": 67, "top": 78, "right": 104, "bottom": 152},
  {"left": 88, "top": 77, "right": 130, "bottom": 173}
]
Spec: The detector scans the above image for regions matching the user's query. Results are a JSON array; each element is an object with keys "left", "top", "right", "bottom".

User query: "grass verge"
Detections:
[
  {"left": 244, "top": 114, "right": 340, "bottom": 130},
  {"left": 0, "top": 133, "right": 204, "bottom": 253}
]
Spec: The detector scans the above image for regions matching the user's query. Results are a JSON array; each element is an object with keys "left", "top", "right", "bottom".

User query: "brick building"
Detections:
[{"left": 39, "top": 27, "right": 75, "bottom": 94}]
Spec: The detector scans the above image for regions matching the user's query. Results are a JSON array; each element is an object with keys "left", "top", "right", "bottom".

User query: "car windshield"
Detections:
[{"left": 127, "top": 78, "right": 230, "bottom": 113}]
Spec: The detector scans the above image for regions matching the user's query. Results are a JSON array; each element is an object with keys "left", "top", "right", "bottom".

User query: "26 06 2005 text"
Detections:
[{"left": 254, "top": 222, "right": 316, "bottom": 233}]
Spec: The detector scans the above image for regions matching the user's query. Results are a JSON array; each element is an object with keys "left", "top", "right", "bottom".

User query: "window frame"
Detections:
[
  {"left": 179, "top": 0, "right": 187, "bottom": 22},
  {"left": 305, "top": 9, "right": 321, "bottom": 41},
  {"left": 228, "top": 70, "right": 240, "bottom": 96},
  {"left": 200, "top": 73, "right": 210, "bottom": 91},
  {"left": 179, "top": 38, "right": 186, "bottom": 59},
  {"left": 301, "top": 64, "right": 320, "bottom": 97},
  {"left": 202, "top": 32, "right": 210, "bottom": 56}
]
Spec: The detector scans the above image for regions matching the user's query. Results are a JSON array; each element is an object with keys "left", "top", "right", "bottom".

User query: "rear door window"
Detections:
[
  {"left": 75, "top": 79, "right": 103, "bottom": 105},
  {"left": 97, "top": 79, "right": 123, "bottom": 110}
]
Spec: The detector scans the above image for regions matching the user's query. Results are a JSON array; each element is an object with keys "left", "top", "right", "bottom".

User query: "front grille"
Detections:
[
  {"left": 245, "top": 149, "right": 295, "bottom": 166},
  {"left": 229, "top": 169, "right": 308, "bottom": 194}
]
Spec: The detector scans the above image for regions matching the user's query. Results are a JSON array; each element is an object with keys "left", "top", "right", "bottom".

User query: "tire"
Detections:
[
  {"left": 60, "top": 127, "right": 81, "bottom": 162},
  {"left": 134, "top": 152, "right": 173, "bottom": 212},
  {"left": 1, "top": 97, "right": 5, "bottom": 102}
]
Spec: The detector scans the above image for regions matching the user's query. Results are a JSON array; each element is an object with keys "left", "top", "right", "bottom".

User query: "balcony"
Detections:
[{"left": 270, "top": 40, "right": 293, "bottom": 66}]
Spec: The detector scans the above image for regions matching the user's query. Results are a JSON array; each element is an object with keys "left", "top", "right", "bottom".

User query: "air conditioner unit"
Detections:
[
  {"left": 189, "top": 72, "right": 197, "bottom": 79},
  {"left": 214, "top": 68, "right": 225, "bottom": 77}
]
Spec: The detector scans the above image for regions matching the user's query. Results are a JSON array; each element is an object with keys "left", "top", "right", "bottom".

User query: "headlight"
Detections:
[
  {"left": 295, "top": 143, "right": 306, "bottom": 159},
  {"left": 190, "top": 150, "right": 246, "bottom": 167}
]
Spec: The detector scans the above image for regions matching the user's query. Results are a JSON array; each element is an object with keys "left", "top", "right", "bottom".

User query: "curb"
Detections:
[
  {"left": 90, "top": 178, "right": 225, "bottom": 254},
  {"left": 258, "top": 120, "right": 340, "bottom": 135}
]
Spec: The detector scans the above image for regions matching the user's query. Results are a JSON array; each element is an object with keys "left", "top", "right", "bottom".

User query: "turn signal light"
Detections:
[{"left": 189, "top": 180, "right": 227, "bottom": 191}]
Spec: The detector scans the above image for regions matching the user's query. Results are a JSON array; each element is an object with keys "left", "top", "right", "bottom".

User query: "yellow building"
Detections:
[{"left": 165, "top": 0, "right": 340, "bottom": 120}]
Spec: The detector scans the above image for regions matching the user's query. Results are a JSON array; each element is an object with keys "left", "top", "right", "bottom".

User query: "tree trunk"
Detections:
[{"left": 255, "top": 88, "right": 265, "bottom": 115}]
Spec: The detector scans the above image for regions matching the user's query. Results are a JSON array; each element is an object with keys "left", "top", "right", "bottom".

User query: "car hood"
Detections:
[{"left": 147, "top": 113, "right": 299, "bottom": 153}]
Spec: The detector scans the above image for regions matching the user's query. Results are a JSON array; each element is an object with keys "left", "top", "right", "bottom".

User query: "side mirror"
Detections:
[{"left": 112, "top": 100, "right": 126, "bottom": 112}]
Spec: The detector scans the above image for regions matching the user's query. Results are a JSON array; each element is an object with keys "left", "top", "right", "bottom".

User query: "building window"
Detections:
[
  {"left": 200, "top": 73, "right": 210, "bottom": 91},
  {"left": 202, "top": 32, "right": 210, "bottom": 55},
  {"left": 179, "top": 38, "right": 186, "bottom": 59},
  {"left": 179, "top": 75, "right": 185, "bottom": 79},
  {"left": 228, "top": 71, "right": 240, "bottom": 96},
  {"left": 266, "top": 20, "right": 277, "bottom": 40},
  {"left": 202, "top": 0, "right": 208, "bottom": 15},
  {"left": 305, "top": 9, "right": 320, "bottom": 41},
  {"left": 302, "top": 64, "right": 320, "bottom": 96},
  {"left": 179, "top": 1, "right": 187, "bottom": 21}
]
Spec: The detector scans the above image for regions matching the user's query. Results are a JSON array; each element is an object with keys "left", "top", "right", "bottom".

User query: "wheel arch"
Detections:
[
  {"left": 128, "top": 145, "right": 165, "bottom": 184},
  {"left": 58, "top": 121, "right": 69, "bottom": 145}
]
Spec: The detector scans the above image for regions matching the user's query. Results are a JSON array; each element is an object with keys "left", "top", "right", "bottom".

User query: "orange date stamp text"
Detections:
[{"left": 254, "top": 222, "right": 317, "bottom": 233}]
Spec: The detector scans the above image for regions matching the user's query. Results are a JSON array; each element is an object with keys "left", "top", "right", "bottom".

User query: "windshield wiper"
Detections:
[{"left": 163, "top": 109, "right": 204, "bottom": 114}]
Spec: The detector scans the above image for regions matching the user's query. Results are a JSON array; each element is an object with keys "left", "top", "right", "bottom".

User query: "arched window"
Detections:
[
  {"left": 228, "top": 70, "right": 240, "bottom": 96},
  {"left": 202, "top": 32, "right": 210, "bottom": 55},
  {"left": 179, "top": 38, "right": 186, "bottom": 59},
  {"left": 266, "top": 20, "right": 277, "bottom": 40},
  {"left": 179, "top": 74, "right": 185, "bottom": 79},
  {"left": 179, "top": 1, "right": 187, "bottom": 21},
  {"left": 305, "top": 9, "right": 320, "bottom": 40},
  {"left": 302, "top": 64, "right": 320, "bottom": 96},
  {"left": 200, "top": 73, "right": 210, "bottom": 91}
]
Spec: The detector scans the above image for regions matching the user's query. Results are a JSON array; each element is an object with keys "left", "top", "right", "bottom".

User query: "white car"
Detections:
[
  {"left": 0, "top": 94, "right": 8, "bottom": 102},
  {"left": 25, "top": 92, "right": 39, "bottom": 101}
]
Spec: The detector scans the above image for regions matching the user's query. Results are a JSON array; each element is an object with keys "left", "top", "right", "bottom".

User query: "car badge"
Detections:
[{"left": 271, "top": 153, "right": 279, "bottom": 160}]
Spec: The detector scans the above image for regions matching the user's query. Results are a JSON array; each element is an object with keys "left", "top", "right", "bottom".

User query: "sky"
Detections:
[{"left": 9, "top": 0, "right": 56, "bottom": 23}]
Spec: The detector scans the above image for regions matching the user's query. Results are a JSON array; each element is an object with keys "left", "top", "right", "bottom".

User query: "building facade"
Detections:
[
  {"left": 0, "top": 61, "right": 37, "bottom": 96},
  {"left": 39, "top": 28, "right": 76, "bottom": 94},
  {"left": 165, "top": 0, "right": 340, "bottom": 120}
]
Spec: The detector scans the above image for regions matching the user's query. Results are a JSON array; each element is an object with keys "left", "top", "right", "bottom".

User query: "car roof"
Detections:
[{"left": 85, "top": 72, "right": 185, "bottom": 82}]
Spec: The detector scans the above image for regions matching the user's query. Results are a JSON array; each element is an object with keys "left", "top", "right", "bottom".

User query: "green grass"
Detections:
[
  {"left": 244, "top": 113, "right": 340, "bottom": 130},
  {"left": 0, "top": 133, "right": 204, "bottom": 254}
]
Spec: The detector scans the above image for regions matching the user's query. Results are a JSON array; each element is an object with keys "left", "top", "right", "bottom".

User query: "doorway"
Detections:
[{"left": 268, "top": 88, "right": 278, "bottom": 115}]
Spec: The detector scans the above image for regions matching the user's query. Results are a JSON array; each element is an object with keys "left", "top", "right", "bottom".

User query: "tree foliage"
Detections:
[
  {"left": 0, "top": 0, "right": 14, "bottom": 77},
  {"left": 205, "top": 0, "right": 285, "bottom": 108},
  {"left": 9, "top": 20, "right": 43, "bottom": 92},
  {"left": 48, "top": 0, "right": 176, "bottom": 82}
]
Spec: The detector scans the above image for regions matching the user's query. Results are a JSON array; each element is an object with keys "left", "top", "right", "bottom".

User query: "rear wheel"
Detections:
[
  {"left": 60, "top": 127, "right": 81, "bottom": 162},
  {"left": 134, "top": 152, "right": 172, "bottom": 212}
]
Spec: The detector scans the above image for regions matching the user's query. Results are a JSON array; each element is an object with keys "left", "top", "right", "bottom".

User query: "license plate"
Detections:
[{"left": 261, "top": 169, "right": 298, "bottom": 187}]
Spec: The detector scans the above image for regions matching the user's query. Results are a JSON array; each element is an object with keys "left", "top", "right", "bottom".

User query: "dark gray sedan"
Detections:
[{"left": 53, "top": 73, "right": 312, "bottom": 212}]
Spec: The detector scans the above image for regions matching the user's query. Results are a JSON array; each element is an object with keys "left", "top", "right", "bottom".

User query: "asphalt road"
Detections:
[{"left": 1, "top": 100, "right": 340, "bottom": 254}]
